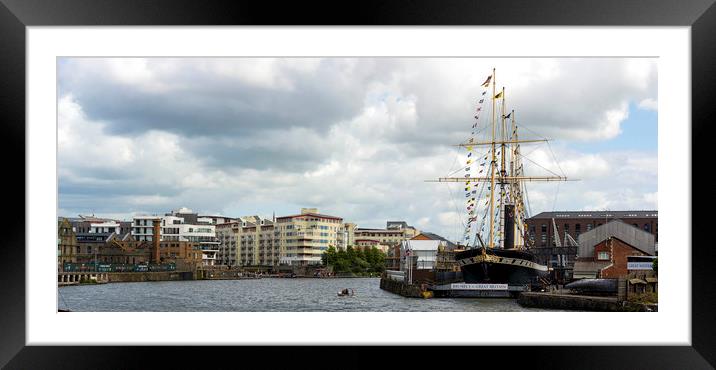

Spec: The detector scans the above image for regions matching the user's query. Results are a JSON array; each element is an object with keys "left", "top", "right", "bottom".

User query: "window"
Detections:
[
  {"left": 598, "top": 251, "right": 610, "bottom": 260},
  {"left": 541, "top": 224, "right": 547, "bottom": 233}
]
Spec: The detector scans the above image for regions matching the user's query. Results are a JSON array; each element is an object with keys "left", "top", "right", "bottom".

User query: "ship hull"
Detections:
[{"left": 455, "top": 247, "right": 548, "bottom": 285}]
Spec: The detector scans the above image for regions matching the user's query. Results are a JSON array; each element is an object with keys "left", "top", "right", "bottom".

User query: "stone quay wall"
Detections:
[
  {"left": 106, "top": 271, "right": 195, "bottom": 283},
  {"left": 518, "top": 292, "right": 620, "bottom": 311},
  {"left": 379, "top": 277, "right": 423, "bottom": 298}
]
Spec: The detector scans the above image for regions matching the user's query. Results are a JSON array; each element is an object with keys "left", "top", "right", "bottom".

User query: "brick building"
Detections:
[
  {"left": 573, "top": 219, "right": 656, "bottom": 279},
  {"left": 57, "top": 218, "right": 78, "bottom": 271},
  {"left": 526, "top": 211, "right": 658, "bottom": 248},
  {"left": 59, "top": 217, "right": 203, "bottom": 271}
]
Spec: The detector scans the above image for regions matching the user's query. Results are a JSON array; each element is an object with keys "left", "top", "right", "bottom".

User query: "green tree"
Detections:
[
  {"left": 354, "top": 247, "right": 365, "bottom": 262},
  {"left": 346, "top": 245, "right": 356, "bottom": 261},
  {"left": 652, "top": 258, "right": 658, "bottom": 273},
  {"left": 322, "top": 246, "right": 337, "bottom": 266}
]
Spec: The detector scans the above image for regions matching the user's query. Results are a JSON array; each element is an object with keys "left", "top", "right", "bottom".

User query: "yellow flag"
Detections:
[
  {"left": 466, "top": 146, "right": 473, "bottom": 151},
  {"left": 494, "top": 91, "right": 503, "bottom": 99}
]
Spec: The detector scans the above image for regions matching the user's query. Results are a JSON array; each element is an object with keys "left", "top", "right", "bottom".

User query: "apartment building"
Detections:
[
  {"left": 276, "top": 208, "right": 343, "bottom": 266},
  {"left": 217, "top": 216, "right": 281, "bottom": 267},
  {"left": 64, "top": 215, "right": 132, "bottom": 235},
  {"left": 354, "top": 221, "right": 419, "bottom": 247},
  {"left": 386, "top": 221, "right": 420, "bottom": 239},
  {"left": 337, "top": 222, "right": 356, "bottom": 251}
]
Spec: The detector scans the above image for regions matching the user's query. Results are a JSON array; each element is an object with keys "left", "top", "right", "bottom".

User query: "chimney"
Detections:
[{"left": 152, "top": 218, "right": 161, "bottom": 264}]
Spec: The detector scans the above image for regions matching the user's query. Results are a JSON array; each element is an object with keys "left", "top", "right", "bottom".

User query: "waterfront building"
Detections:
[
  {"left": 410, "top": 232, "right": 458, "bottom": 249},
  {"left": 385, "top": 244, "right": 401, "bottom": 271},
  {"left": 337, "top": 222, "right": 356, "bottom": 251},
  {"left": 354, "top": 228, "right": 404, "bottom": 246},
  {"left": 66, "top": 226, "right": 202, "bottom": 270},
  {"left": 354, "top": 221, "right": 419, "bottom": 249},
  {"left": 200, "top": 215, "right": 238, "bottom": 226},
  {"left": 276, "top": 208, "right": 343, "bottom": 266},
  {"left": 131, "top": 208, "right": 220, "bottom": 266},
  {"left": 573, "top": 219, "right": 656, "bottom": 279},
  {"left": 354, "top": 239, "right": 390, "bottom": 253},
  {"left": 64, "top": 215, "right": 132, "bottom": 235},
  {"left": 216, "top": 216, "right": 280, "bottom": 267},
  {"left": 526, "top": 210, "right": 658, "bottom": 249},
  {"left": 383, "top": 231, "right": 457, "bottom": 271},
  {"left": 400, "top": 239, "right": 446, "bottom": 270},
  {"left": 386, "top": 221, "right": 420, "bottom": 239},
  {"left": 57, "top": 218, "right": 78, "bottom": 271}
]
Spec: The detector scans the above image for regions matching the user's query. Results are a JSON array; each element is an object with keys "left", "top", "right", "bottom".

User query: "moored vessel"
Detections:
[{"left": 429, "top": 68, "right": 570, "bottom": 290}]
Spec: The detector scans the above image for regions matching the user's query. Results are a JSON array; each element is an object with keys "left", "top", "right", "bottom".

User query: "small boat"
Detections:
[{"left": 337, "top": 289, "right": 354, "bottom": 297}]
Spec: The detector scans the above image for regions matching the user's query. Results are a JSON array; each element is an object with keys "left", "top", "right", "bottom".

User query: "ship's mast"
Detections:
[
  {"left": 499, "top": 86, "right": 506, "bottom": 249},
  {"left": 427, "top": 68, "right": 572, "bottom": 252},
  {"left": 488, "top": 68, "right": 497, "bottom": 251}
]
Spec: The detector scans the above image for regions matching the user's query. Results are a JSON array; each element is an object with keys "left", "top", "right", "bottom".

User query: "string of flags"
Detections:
[{"left": 463, "top": 73, "right": 493, "bottom": 244}]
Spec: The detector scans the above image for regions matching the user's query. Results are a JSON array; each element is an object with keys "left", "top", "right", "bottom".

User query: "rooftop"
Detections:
[
  {"left": 355, "top": 228, "right": 404, "bottom": 233},
  {"left": 276, "top": 212, "right": 342, "bottom": 221},
  {"left": 528, "top": 210, "right": 658, "bottom": 219}
]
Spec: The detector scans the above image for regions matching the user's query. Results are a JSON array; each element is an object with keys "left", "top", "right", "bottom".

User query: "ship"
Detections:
[{"left": 429, "top": 68, "right": 570, "bottom": 289}]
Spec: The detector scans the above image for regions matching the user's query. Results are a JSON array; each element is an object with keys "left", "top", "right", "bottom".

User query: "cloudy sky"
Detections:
[{"left": 57, "top": 58, "right": 657, "bottom": 242}]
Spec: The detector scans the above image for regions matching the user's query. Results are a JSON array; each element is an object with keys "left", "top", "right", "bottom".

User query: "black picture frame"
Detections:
[{"left": 2, "top": 0, "right": 713, "bottom": 368}]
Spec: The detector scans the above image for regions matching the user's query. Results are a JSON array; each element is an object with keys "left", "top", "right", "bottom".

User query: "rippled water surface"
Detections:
[{"left": 58, "top": 278, "right": 557, "bottom": 312}]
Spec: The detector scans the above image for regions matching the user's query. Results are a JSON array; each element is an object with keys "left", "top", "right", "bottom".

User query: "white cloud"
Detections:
[
  {"left": 58, "top": 58, "right": 658, "bottom": 241},
  {"left": 638, "top": 98, "right": 658, "bottom": 111}
]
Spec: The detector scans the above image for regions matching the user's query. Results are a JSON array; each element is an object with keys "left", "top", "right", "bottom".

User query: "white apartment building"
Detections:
[
  {"left": 87, "top": 220, "right": 121, "bottom": 234},
  {"left": 277, "top": 208, "right": 343, "bottom": 266}
]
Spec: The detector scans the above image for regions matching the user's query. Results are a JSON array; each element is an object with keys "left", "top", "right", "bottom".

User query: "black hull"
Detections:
[{"left": 455, "top": 247, "right": 547, "bottom": 285}]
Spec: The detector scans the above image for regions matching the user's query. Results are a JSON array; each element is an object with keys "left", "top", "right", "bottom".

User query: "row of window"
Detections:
[{"left": 533, "top": 222, "right": 654, "bottom": 234}]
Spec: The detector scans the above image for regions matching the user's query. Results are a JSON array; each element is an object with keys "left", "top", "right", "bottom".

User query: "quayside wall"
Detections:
[
  {"left": 106, "top": 271, "right": 195, "bottom": 283},
  {"left": 518, "top": 292, "right": 620, "bottom": 311},
  {"left": 379, "top": 277, "right": 423, "bottom": 298}
]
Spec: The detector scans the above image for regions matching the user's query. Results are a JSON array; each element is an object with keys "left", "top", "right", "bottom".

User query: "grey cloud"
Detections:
[
  {"left": 58, "top": 57, "right": 657, "bottom": 241},
  {"left": 58, "top": 58, "right": 385, "bottom": 138}
]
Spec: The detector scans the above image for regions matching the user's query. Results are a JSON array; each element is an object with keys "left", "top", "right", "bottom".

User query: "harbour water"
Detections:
[{"left": 58, "top": 278, "right": 558, "bottom": 312}]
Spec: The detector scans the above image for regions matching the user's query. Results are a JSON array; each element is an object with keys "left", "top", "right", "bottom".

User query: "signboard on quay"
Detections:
[
  {"left": 450, "top": 283, "right": 508, "bottom": 290},
  {"left": 627, "top": 262, "right": 655, "bottom": 270}
]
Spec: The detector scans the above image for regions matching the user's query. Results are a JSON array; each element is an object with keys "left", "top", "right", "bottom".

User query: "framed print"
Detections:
[{"left": 2, "top": 0, "right": 715, "bottom": 368}]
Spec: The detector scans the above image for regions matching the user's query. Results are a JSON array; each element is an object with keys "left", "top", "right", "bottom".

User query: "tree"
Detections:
[
  {"left": 354, "top": 247, "right": 365, "bottom": 262},
  {"left": 652, "top": 258, "right": 658, "bottom": 273},
  {"left": 346, "top": 245, "right": 356, "bottom": 261},
  {"left": 322, "top": 246, "right": 337, "bottom": 266}
]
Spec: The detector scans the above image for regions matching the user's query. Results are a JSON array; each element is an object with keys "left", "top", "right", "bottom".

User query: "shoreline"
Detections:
[{"left": 58, "top": 275, "right": 380, "bottom": 287}]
